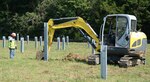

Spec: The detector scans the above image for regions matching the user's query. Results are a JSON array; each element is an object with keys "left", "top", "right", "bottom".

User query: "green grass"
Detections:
[{"left": 0, "top": 40, "right": 150, "bottom": 82}]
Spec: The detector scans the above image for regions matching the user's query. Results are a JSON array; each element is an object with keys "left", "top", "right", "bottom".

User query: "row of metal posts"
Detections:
[
  {"left": 2, "top": 35, "right": 43, "bottom": 53},
  {"left": 57, "top": 36, "right": 95, "bottom": 54},
  {"left": 21, "top": 35, "right": 68, "bottom": 51},
  {"left": 2, "top": 35, "right": 95, "bottom": 54},
  {"left": 16, "top": 34, "right": 42, "bottom": 45},
  {"left": 57, "top": 36, "right": 69, "bottom": 50}
]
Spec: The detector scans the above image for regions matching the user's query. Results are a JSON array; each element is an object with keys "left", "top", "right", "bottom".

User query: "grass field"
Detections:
[{"left": 0, "top": 40, "right": 150, "bottom": 82}]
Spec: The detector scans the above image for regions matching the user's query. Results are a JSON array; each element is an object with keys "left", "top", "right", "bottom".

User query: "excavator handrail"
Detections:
[
  {"left": 53, "top": 17, "right": 78, "bottom": 20},
  {"left": 47, "top": 17, "right": 101, "bottom": 52}
]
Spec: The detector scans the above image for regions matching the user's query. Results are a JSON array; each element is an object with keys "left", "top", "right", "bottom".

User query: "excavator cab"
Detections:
[
  {"left": 103, "top": 15, "right": 129, "bottom": 47},
  {"left": 100, "top": 14, "right": 147, "bottom": 67},
  {"left": 101, "top": 15, "right": 130, "bottom": 56}
]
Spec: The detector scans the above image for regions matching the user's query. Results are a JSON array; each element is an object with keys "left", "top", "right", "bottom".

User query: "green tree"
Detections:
[{"left": 0, "top": 0, "right": 150, "bottom": 39}]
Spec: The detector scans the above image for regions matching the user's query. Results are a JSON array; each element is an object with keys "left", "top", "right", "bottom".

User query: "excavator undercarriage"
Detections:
[{"left": 87, "top": 54, "right": 145, "bottom": 67}]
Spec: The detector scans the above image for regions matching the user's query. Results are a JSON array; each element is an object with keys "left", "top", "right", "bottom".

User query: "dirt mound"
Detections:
[{"left": 63, "top": 53, "right": 87, "bottom": 62}]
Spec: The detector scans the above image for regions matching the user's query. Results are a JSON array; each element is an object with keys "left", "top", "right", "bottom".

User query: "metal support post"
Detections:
[
  {"left": 101, "top": 45, "right": 107, "bottom": 79},
  {"left": 20, "top": 37, "right": 24, "bottom": 53},
  {"left": 40, "top": 36, "right": 42, "bottom": 46},
  {"left": 35, "top": 37, "right": 38, "bottom": 49},
  {"left": 17, "top": 33, "right": 19, "bottom": 42},
  {"left": 27, "top": 35, "right": 29, "bottom": 44},
  {"left": 57, "top": 37, "right": 60, "bottom": 50},
  {"left": 66, "top": 36, "right": 69, "bottom": 45},
  {"left": 44, "top": 22, "right": 48, "bottom": 61},
  {"left": 92, "top": 39, "right": 95, "bottom": 54},
  {"left": 62, "top": 37, "right": 65, "bottom": 50},
  {"left": 2, "top": 36, "right": 6, "bottom": 48}
]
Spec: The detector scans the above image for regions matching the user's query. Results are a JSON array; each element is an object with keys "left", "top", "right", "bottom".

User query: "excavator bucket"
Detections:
[{"left": 36, "top": 50, "right": 44, "bottom": 60}]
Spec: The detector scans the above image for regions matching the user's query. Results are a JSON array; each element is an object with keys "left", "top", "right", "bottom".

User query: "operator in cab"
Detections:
[{"left": 8, "top": 33, "right": 17, "bottom": 59}]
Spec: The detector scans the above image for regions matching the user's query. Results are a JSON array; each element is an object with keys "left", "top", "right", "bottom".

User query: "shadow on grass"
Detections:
[
  {"left": 28, "top": 57, "right": 36, "bottom": 60},
  {"left": 47, "top": 58, "right": 87, "bottom": 64},
  {"left": 0, "top": 56, "right": 9, "bottom": 59}
]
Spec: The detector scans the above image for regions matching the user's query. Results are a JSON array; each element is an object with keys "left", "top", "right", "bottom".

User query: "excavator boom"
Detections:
[{"left": 47, "top": 17, "right": 100, "bottom": 52}]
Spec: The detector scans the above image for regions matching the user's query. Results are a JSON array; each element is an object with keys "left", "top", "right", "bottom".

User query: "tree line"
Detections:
[{"left": 0, "top": 0, "right": 150, "bottom": 40}]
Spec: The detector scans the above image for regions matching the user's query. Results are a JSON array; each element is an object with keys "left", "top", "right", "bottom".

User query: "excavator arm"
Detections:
[{"left": 47, "top": 17, "right": 101, "bottom": 52}]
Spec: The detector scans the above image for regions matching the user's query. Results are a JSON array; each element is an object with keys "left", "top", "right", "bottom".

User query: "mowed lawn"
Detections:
[{"left": 0, "top": 40, "right": 150, "bottom": 82}]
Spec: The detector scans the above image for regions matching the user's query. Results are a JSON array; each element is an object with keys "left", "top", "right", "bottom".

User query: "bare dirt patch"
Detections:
[
  {"left": 63, "top": 53, "right": 88, "bottom": 63},
  {"left": 36, "top": 52, "right": 88, "bottom": 63}
]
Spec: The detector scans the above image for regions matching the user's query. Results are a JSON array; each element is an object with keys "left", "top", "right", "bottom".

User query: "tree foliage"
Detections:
[{"left": 0, "top": 0, "right": 150, "bottom": 39}]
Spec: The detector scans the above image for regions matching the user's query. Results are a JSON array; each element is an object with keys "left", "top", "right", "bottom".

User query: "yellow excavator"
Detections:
[{"left": 37, "top": 14, "right": 147, "bottom": 67}]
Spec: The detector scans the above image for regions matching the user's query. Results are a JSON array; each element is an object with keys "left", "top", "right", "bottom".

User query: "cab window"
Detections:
[
  {"left": 131, "top": 20, "right": 137, "bottom": 31},
  {"left": 117, "top": 17, "right": 128, "bottom": 39}
]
